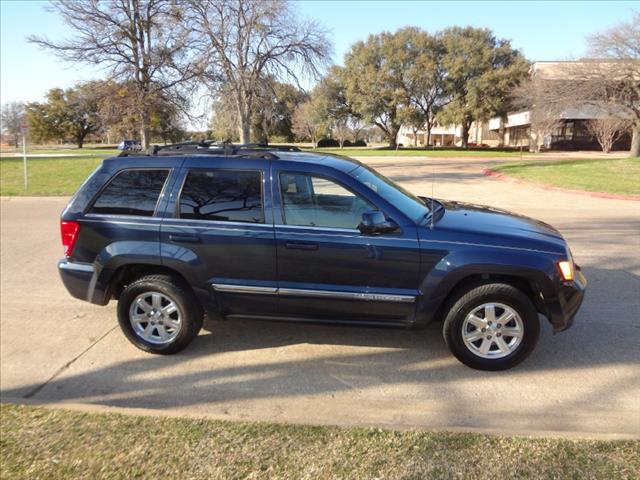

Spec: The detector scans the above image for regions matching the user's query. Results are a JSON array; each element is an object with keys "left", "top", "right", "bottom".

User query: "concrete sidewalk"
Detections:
[{"left": 1, "top": 156, "right": 639, "bottom": 438}]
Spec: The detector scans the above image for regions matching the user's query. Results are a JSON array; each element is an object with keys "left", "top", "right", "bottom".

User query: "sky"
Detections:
[{"left": 1, "top": 0, "right": 637, "bottom": 106}]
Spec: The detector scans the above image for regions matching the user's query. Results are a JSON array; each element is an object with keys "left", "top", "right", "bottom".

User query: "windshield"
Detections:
[{"left": 351, "top": 165, "right": 429, "bottom": 222}]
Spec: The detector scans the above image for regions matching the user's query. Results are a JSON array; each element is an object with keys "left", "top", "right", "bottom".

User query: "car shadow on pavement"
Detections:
[{"left": 2, "top": 263, "right": 639, "bottom": 437}]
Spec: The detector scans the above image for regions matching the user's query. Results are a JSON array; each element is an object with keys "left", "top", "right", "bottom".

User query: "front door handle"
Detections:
[
  {"left": 285, "top": 241, "right": 319, "bottom": 251},
  {"left": 169, "top": 234, "right": 201, "bottom": 244}
]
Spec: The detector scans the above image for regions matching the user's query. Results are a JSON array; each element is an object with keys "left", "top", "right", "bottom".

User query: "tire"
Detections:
[
  {"left": 117, "top": 274, "right": 203, "bottom": 354},
  {"left": 442, "top": 283, "right": 539, "bottom": 371}
]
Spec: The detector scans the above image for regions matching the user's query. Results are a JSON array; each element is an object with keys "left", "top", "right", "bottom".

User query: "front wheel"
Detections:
[{"left": 442, "top": 283, "right": 540, "bottom": 370}]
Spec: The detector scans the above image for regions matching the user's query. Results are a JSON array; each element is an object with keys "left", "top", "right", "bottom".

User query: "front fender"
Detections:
[{"left": 414, "top": 248, "right": 559, "bottom": 326}]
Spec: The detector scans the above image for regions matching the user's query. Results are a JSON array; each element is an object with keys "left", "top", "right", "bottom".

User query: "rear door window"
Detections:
[
  {"left": 178, "top": 169, "right": 264, "bottom": 223},
  {"left": 89, "top": 169, "right": 169, "bottom": 216}
]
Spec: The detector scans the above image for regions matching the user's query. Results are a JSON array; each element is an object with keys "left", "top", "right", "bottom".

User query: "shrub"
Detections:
[{"left": 317, "top": 137, "right": 340, "bottom": 148}]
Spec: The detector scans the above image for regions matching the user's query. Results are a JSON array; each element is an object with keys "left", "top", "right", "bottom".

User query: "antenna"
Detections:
[{"left": 430, "top": 161, "right": 435, "bottom": 230}]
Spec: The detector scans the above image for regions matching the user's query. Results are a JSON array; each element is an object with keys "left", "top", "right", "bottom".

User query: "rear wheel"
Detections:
[
  {"left": 117, "top": 274, "right": 202, "bottom": 354},
  {"left": 442, "top": 283, "right": 539, "bottom": 370}
]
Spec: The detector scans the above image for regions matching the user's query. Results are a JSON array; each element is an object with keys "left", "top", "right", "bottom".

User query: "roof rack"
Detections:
[{"left": 118, "top": 141, "right": 301, "bottom": 160}]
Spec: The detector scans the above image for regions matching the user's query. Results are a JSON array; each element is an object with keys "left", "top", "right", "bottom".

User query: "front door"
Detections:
[{"left": 272, "top": 167, "right": 421, "bottom": 324}]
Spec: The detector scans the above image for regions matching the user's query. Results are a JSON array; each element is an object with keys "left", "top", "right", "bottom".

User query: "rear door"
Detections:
[{"left": 160, "top": 157, "right": 278, "bottom": 316}]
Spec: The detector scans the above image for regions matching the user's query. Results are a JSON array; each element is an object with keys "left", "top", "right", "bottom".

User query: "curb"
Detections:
[
  {"left": 3, "top": 398, "right": 639, "bottom": 441},
  {"left": 482, "top": 168, "right": 640, "bottom": 201}
]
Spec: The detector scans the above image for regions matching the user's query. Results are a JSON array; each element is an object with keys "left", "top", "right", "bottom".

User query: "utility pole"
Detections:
[{"left": 21, "top": 123, "right": 28, "bottom": 190}]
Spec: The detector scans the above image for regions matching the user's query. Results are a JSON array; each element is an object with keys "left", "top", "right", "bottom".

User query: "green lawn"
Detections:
[
  {"left": 0, "top": 156, "right": 105, "bottom": 196},
  {"left": 0, "top": 148, "right": 120, "bottom": 157},
  {"left": 1, "top": 404, "right": 637, "bottom": 479},
  {"left": 492, "top": 157, "right": 640, "bottom": 196},
  {"left": 309, "top": 147, "right": 524, "bottom": 157}
]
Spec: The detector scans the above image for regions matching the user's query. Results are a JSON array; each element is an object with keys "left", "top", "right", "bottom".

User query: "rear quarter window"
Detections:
[{"left": 88, "top": 169, "right": 169, "bottom": 216}]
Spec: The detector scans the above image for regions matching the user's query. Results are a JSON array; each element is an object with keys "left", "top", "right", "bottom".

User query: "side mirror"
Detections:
[{"left": 358, "top": 211, "right": 399, "bottom": 235}]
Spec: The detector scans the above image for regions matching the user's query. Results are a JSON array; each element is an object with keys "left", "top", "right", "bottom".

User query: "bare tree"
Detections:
[
  {"left": 586, "top": 118, "right": 631, "bottom": 153},
  {"left": 585, "top": 14, "right": 640, "bottom": 156},
  {"left": 292, "top": 101, "right": 326, "bottom": 148},
  {"left": 184, "top": 0, "right": 331, "bottom": 144},
  {"left": 29, "top": 0, "right": 196, "bottom": 148},
  {"left": 331, "top": 120, "right": 352, "bottom": 149},
  {"left": 1, "top": 102, "right": 25, "bottom": 148}
]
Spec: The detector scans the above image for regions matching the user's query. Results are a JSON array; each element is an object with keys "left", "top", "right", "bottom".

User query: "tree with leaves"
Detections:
[
  {"left": 27, "top": 83, "right": 102, "bottom": 148},
  {"left": 402, "top": 29, "right": 446, "bottom": 147},
  {"left": 342, "top": 31, "right": 412, "bottom": 148},
  {"left": 311, "top": 66, "right": 362, "bottom": 148},
  {"left": 30, "top": 0, "right": 196, "bottom": 148},
  {"left": 1, "top": 102, "right": 25, "bottom": 148},
  {"left": 437, "top": 27, "right": 529, "bottom": 148},
  {"left": 185, "top": 0, "right": 330, "bottom": 144}
]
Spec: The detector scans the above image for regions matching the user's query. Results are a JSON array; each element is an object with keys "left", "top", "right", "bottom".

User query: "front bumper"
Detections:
[
  {"left": 545, "top": 265, "right": 587, "bottom": 332},
  {"left": 58, "top": 259, "right": 94, "bottom": 302}
]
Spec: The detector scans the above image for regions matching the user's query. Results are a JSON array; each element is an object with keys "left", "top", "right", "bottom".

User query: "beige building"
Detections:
[{"left": 398, "top": 61, "right": 632, "bottom": 151}]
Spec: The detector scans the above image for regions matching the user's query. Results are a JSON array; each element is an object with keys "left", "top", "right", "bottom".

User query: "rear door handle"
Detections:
[
  {"left": 285, "top": 241, "right": 319, "bottom": 251},
  {"left": 169, "top": 234, "right": 201, "bottom": 244}
]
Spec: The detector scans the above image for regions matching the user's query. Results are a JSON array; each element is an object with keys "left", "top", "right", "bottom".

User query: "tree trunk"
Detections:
[
  {"left": 139, "top": 105, "right": 151, "bottom": 149},
  {"left": 461, "top": 121, "right": 470, "bottom": 148},
  {"left": 498, "top": 122, "right": 506, "bottom": 147},
  {"left": 387, "top": 125, "right": 400, "bottom": 149},
  {"left": 630, "top": 121, "right": 640, "bottom": 157},
  {"left": 412, "top": 128, "right": 418, "bottom": 147},
  {"left": 425, "top": 121, "right": 432, "bottom": 148},
  {"left": 77, "top": 137, "right": 84, "bottom": 149},
  {"left": 238, "top": 113, "right": 251, "bottom": 144}
]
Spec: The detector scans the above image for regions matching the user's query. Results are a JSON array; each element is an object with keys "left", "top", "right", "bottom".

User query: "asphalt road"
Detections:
[{"left": 1, "top": 155, "right": 639, "bottom": 438}]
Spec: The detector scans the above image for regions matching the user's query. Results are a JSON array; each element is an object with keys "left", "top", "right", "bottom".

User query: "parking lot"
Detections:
[{"left": 1, "top": 155, "right": 639, "bottom": 438}]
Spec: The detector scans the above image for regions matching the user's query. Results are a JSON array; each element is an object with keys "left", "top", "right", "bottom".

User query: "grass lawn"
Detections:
[
  {"left": 0, "top": 156, "right": 105, "bottom": 196},
  {"left": 0, "top": 148, "right": 120, "bottom": 157},
  {"left": 309, "top": 147, "right": 524, "bottom": 157},
  {"left": 1, "top": 404, "right": 638, "bottom": 480},
  {"left": 492, "top": 157, "right": 640, "bottom": 196}
]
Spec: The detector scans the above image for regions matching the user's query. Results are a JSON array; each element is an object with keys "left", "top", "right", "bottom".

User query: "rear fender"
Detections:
[{"left": 88, "top": 240, "right": 161, "bottom": 305}]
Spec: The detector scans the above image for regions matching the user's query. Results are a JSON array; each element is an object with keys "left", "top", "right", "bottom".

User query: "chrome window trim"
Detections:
[
  {"left": 211, "top": 283, "right": 416, "bottom": 303},
  {"left": 275, "top": 224, "right": 358, "bottom": 233},
  {"left": 163, "top": 218, "right": 273, "bottom": 228}
]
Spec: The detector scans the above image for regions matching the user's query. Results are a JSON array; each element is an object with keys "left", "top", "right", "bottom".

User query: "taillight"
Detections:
[{"left": 60, "top": 221, "right": 80, "bottom": 257}]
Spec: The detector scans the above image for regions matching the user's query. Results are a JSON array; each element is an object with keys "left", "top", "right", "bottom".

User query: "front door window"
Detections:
[{"left": 279, "top": 173, "right": 374, "bottom": 229}]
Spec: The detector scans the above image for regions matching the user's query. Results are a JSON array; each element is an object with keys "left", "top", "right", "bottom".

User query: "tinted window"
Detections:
[
  {"left": 280, "top": 173, "right": 374, "bottom": 229},
  {"left": 89, "top": 169, "right": 168, "bottom": 216},
  {"left": 179, "top": 169, "right": 264, "bottom": 223}
]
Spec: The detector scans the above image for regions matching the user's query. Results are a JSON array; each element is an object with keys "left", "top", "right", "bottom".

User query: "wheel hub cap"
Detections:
[
  {"left": 461, "top": 302, "right": 524, "bottom": 359},
  {"left": 129, "top": 291, "right": 182, "bottom": 345}
]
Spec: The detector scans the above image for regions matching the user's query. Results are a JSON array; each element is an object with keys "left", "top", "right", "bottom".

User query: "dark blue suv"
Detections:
[{"left": 58, "top": 143, "right": 586, "bottom": 370}]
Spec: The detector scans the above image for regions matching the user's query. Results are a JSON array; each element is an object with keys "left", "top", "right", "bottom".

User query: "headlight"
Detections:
[
  {"left": 558, "top": 248, "right": 574, "bottom": 281},
  {"left": 558, "top": 261, "right": 574, "bottom": 281}
]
